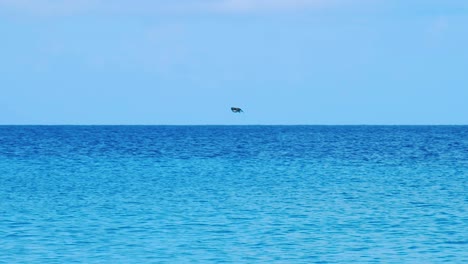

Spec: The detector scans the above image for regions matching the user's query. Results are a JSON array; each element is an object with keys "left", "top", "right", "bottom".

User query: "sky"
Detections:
[{"left": 1, "top": 0, "right": 467, "bottom": 125}]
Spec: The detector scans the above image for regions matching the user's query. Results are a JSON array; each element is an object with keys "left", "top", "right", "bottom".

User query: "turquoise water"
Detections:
[{"left": 0, "top": 126, "right": 467, "bottom": 263}]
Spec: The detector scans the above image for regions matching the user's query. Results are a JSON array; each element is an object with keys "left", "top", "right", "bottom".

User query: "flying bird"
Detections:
[{"left": 231, "top": 107, "right": 243, "bottom": 113}]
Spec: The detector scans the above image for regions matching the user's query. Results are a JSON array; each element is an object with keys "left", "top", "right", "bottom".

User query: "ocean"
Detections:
[{"left": 0, "top": 126, "right": 466, "bottom": 263}]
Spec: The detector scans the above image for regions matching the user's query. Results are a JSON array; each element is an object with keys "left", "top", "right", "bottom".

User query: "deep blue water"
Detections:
[{"left": 0, "top": 126, "right": 467, "bottom": 263}]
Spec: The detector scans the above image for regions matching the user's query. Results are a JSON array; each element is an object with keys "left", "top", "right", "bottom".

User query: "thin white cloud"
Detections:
[
  {"left": 429, "top": 16, "right": 449, "bottom": 35},
  {"left": 0, "top": 0, "right": 96, "bottom": 15},
  {"left": 210, "top": 0, "right": 341, "bottom": 12},
  {"left": 0, "top": 0, "right": 366, "bottom": 16}
]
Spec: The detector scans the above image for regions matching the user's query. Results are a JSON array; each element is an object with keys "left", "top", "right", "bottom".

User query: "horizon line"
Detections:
[{"left": 0, "top": 124, "right": 467, "bottom": 126}]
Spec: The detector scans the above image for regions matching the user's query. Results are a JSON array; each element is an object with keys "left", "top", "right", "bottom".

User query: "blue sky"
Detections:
[{"left": 1, "top": 0, "right": 467, "bottom": 125}]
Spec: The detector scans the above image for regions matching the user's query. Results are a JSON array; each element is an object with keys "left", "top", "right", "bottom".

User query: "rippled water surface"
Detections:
[{"left": 0, "top": 126, "right": 467, "bottom": 263}]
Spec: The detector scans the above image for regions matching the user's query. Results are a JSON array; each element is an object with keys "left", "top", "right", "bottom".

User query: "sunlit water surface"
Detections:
[{"left": 0, "top": 126, "right": 466, "bottom": 263}]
